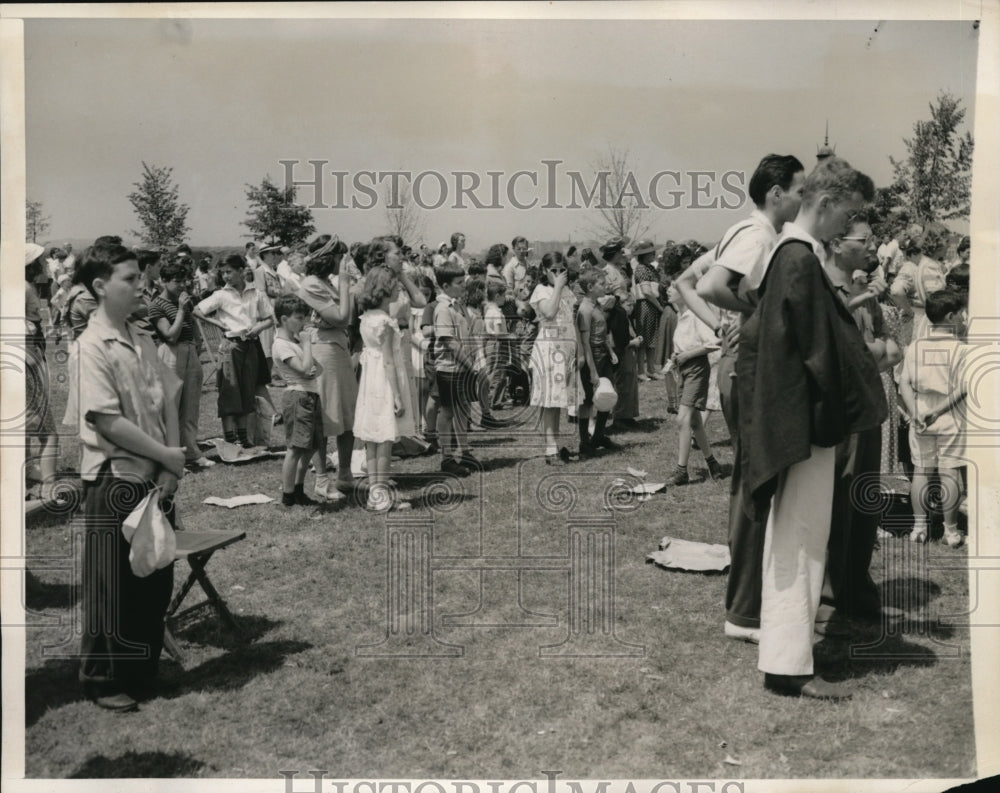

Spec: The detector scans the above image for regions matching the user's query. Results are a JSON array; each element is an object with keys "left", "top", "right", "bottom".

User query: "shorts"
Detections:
[
  {"left": 436, "top": 369, "right": 474, "bottom": 413},
  {"left": 282, "top": 390, "right": 324, "bottom": 451},
  {"left": 909, "top": 425, "right": 965, "bottom": 469},
  {"left": 217, "top": 339, "right": 261, "bottom": 417},
  {"left": 579, "top": 356, "right": 614, "bottom": 408},
  {"left": 678, "top": 354, "right": 710, "bottom": 410}
]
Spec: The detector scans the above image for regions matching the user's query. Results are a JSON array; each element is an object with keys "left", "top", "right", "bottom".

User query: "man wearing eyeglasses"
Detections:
[
  {"left": 737, "top": 157, "right": 885, "bottom": 700},
  {"left": 823, "top": 218, "right": 903, "bottom": 626}
]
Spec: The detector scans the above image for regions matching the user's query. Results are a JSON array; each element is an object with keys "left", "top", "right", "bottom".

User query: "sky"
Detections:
[{"left": 23, "top": 15, "right": 980, "bottom": 250}]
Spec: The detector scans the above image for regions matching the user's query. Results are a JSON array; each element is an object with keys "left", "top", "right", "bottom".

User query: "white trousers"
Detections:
[{"left": 758, "top": 445, "right": 836, "bottom": 676}]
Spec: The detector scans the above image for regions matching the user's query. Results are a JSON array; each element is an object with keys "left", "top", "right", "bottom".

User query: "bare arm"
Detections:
[
  {"left": 676, "top": 256, "right": 721, "bottom": 331},
  {"left": 91, "top": 414, "right": 185, "bottom": 477}
]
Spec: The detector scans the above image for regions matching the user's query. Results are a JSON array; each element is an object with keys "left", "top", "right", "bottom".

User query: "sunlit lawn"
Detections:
[{"left": 22, "top": 344, "right": 975, "bottom": 779}]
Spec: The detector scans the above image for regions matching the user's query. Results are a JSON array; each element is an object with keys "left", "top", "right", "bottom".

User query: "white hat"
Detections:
[{"left": 25, "top": 243, "right": 45, "bottom": 265}]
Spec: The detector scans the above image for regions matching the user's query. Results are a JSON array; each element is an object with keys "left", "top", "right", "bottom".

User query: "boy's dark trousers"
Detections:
[
  {"left": 720, "top": 349, "right": 768, "bottom": 629},
  {"left": 79, "top": 463, "right": 174, "bottom": 697}
]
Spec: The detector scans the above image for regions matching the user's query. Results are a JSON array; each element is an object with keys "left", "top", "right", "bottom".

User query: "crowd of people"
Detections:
[{"left": 22, "top": 153, "right": 972, "bottom": 711}]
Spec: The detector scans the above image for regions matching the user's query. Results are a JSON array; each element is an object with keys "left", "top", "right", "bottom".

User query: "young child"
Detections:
[
  {"left": 354, "top": 265, "right": 414, "bottom": 511},
  {"left": 530, "top": 251, "right": 578, "bottom": 465},
  {"left": 148, "top": 259, "right": 214, "bottom": 471},
  {"left": 461, "top": 277, "right": 496, "bottom": 428},
  {"left": 73, "top": 242, "right": 185, "bottom": 712},
  {"left": 670, "top": 288, "right": 724, "bottom": 484},
  {"left": 271, "top": 295, "right": 327, "bottom": 507},
  {"left": 25, "top": 246, "right": 61, "bottom": 503},
  {"left": 410, "top": 275, "right": 436, "bottom": 436},
  {"left": 433, "top": 262, "right": 476, "bottom": 476},
  {"left": 900, "top": 289, "right": 969, "bottom": 546},
  {"left": 193, "top": 254, "right": 275, "bottom": 451},
  {"left": 510, "top": 268, "right": 540, "bottom": 407},
  {"left": 484, "top": 279, "right": 514, "bottom": 410},
  {"left": 576, "top": 268, "right": 619, "bottom": 456},
  {"left": 658, "top": 279, "right": 681, "bottom": 414}
]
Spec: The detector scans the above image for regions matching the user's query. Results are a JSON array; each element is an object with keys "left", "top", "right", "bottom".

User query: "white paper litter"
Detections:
[
  {"left": 647, "top": 536, "right": 731, "bottom": 572},
  {"left": 627, "top": 466, "right": 648, "bottom": 479},
  {"left": 203, "top": 494, "right": 274, "bottom": 509}
]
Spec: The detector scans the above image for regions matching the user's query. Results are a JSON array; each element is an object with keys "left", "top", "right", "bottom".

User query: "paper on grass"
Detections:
[
  {"left": 203, "top": 494, "right": 274, "bottom": 509},
  {"left": 646, "top": 535, "right": 730, "bottom": 572}
]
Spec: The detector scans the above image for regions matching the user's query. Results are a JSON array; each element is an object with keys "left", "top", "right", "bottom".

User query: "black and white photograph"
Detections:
[{"left": 2, "top": 2, "right": 999, "bottom": 790}]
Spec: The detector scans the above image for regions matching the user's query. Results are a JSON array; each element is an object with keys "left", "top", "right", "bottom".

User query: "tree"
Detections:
[
  {"left": 127, "top": 162, "right": 191, "bottom": 248},
  {"left": 243, "top": 177, "right": 315, "bottom": 247},
  {"left": 888, "top": 92, "right": 974, "bottom": 224},
  {"left": 383, "top": 176, "right": 425, "bottom": 245},
  {"left": 584, "top": 146, "right": 654, "bottom": 244},
  {"left": 25, "top": 200, "right": 50, "bottom": 243}
]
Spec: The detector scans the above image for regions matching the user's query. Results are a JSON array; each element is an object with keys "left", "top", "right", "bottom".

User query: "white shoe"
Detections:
[
  {"left": 910, "top": 527, "right": 928, "bottom": 543},
  {"left": 943, "top": 528, "right": 964, "bottom": 548},
  {"left": 724, "top": 621, "right": 760, "bottom": 644},
  {"left": 192, "top": 456, "right": 216, "bottom": 468}
]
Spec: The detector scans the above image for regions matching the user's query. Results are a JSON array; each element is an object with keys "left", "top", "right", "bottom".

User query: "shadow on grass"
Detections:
[
  {"left": 69, "top": 750, "right": 205, "bottom": 778},
  {"left": 817, "top": 629, "right": 942, "bottom": 681},
  {"left": 25, "top": 569, "right": 78, "bottom": 611},
  {"left": 171, "top": 614, "right": 281, "bottom": 649},
  {"left": 166, "top": 638, "right": 312, "bottom": 696},
  {"left": 466, "top": 456, "right": 529, "bottom": 474},
  {"left": 26, "top": 658, "right": 83, "bottom": 728}
]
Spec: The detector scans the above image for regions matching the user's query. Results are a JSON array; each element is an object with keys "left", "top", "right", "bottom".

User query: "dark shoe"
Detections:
[
  {"left": 423, "top": 440, "right": 440, "bottom": 456},
  {"left": 558, "top": 446, "right": 578, "bottom": 462},
  {"left": 706, "top": 458, "right": 725, "bottom": 480},
  {"left": 591, "top": 434, "right": 621, "bottom": 451},
  {"left": 669, "top": 467, "right": 690, "bottom": 486},
  {"left": 442, "top": 458, "right": 471, "bottom": 477},
  {"left": 813, "top": 620, "right": 852, "bottom": 640},
  {"left": 545, "top": 454, "right": 565, "bottom": 466},
  {"left": 460, "top": 452, "right": 482, "bottom": 469},
  {"left": 91, "top": 691, "right": 139, "bottom": 712},
  {"left": 764, "top": 673, "right": 854, "bottom": 701},
  {"left": 578, "top": 442, "right": 601, "bottom": 458}
]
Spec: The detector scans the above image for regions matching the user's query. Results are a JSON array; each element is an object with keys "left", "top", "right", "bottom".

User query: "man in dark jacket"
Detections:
[{"left": 736, "top": 157, "right": 885, "bottom": 700}]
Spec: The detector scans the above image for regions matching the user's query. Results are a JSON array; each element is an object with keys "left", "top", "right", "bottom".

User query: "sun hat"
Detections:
[
  {"left": 632, "top": 239, "right": 656, "bottom": 257},
  {"left": 25, "top": 243, "right": 45, "bottom": 265}
]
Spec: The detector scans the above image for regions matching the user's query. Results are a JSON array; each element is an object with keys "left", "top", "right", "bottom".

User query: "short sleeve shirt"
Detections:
[
  {"left": 76, "top": 312, "right": 182, "bottom": 482},
  {"left": 147, "top": 295, "right": 195, "bottom": 344},
  {"left": 195, "top": 284, "right": 272, "bottom": 337},
  {"left": 432, "top": 294, "right": 466, "bottom": 373},
  {"left": 271, "top": 335, "right": 320, "bottom": 393}
]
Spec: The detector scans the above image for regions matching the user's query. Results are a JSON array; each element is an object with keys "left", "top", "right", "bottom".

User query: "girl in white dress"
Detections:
[
  {"left": 354, "top": 264, "right": 414, "bottom": 511},
  {"left": 529, "top": 251, "right": 578, "bottom": 465}
]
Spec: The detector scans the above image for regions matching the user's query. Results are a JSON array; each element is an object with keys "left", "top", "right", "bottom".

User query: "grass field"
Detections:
[{"left": 21, "top": 346, "right": 976, "bottom": 780}]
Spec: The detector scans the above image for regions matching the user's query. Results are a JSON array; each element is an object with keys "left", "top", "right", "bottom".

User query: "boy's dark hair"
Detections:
[
  {"left": 77, "top": 243, "right": 136, "bottom": 299},
  {"left": 511, "top": 235, "right": 528, "bottom": 249},
  {"left": 748, "top": 154, "right": 805, "bottom": 207},
  {"left": 486, "top": 280, "right": 507, "bottom": 303},
  {"left": 135, "top": 249, "right": 162, "bottom": 273},
  {"left": 541, "top": 251, "right": 566, "bottom": 271},
  {"left": 274, "top": 294, "right": 309, "bottom": 323},
  {"left": 92, "top": 235, "right": 123, "bottom": 248},
  {"left": 578, "top": 267, "right": 606, "bottom": 294},
  {"left": 159, "top": 259, "right": 191, "bottom": 284},
  {"left": 219, "top": 254, "right": 246, "bottom": 273},
  {"left": 436, "top": 261, "right": 465, "bottom": 289},
  {"left": 925, "top": 289, "right": 966, "bottom": 326},
  {"left": 467, "top": 260, "right": 486, "bottom": 277},
  {"left": 945, "top": 263, "right": 970, "bottom": 294}
]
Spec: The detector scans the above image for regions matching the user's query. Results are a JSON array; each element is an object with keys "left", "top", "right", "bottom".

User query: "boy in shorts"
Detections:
[
  {"left": 193, "top": 254, "right": 274, "bottom": 450},
  {"left": 271, "top": 295, "right": 327, "bottom": 507},
  {"left": 900, "top": 289, "right": 969, "bottom": 546},
  {"left": 670, "top": 288, "right": 724, "bottom": 485}
]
